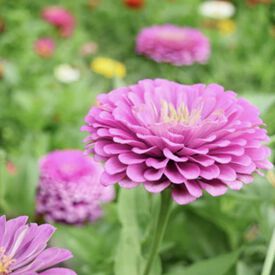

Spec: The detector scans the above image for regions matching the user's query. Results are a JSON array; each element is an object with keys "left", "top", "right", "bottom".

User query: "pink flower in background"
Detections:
[
  {"left": 0, "top": 215, "right": 75, "bottom": 274},
  {"left": 42, "top": 6, "right": 75, "bottom": 37},
  {"left": 82, "top": 79, "right": 272, "bottom": 205},
  {"left": 5, "top": 161, "right": 17, "bottom": 176},
  {"left": 136, "top": 25, "right": 210, "bottom": 66},
  {"left": 80, "top": 41, "right": 98, "bottom": 57},
  {"left": 34, "top": 38, "right": 55, "bottom": 58},
  {"left": 37, "top": 150, "right": 115, "bottom": 224}
]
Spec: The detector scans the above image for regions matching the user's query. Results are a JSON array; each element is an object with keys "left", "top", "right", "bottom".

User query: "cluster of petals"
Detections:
[
  {"left": 83, "top": 79, "right": 272, "bottom": 205},
  {"left": 0, "top": 215, "right": 75, "bottom": 274},
  {"left": 136, "top": 25, "right": 210, "bottom": 66},
  {"left": 36, "top": 150, "right": 115, "bottom": 224}
]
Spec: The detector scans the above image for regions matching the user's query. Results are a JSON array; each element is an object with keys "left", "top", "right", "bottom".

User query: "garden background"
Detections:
[{"left": 0, "top": 0, "right": 275, "bottom": 274}]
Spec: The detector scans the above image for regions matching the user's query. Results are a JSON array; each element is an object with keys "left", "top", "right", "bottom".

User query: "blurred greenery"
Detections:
[{"left": 0, "top": 0, "right": 275, "bottom": 274}]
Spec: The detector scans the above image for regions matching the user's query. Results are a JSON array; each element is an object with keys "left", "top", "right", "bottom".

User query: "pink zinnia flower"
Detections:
[
  {"left": 0, "top": 215, "right": 75, "bottom": 274},
  {"left": 82, "top": 79, "right": 272, "bottom": 205},
  {"left": 34, "top": 38, "right": 55, "bottom": 58},
  {"left": 36, "top": 150, "right": 115, "bottom": 224},
  {"left": 136, "top": 24, "right": 210, "bottom": 66},
  {"left": 42, "top": 6, "right": 75, "bottom": 37}
]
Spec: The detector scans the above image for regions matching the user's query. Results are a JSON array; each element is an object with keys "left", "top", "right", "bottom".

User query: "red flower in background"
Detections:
[
  {"left": 124, "top": 0, "right": 144, "bottom": 9},
  {"left": 0, "top": 17, "right": 5, "bottom": 33},
  {"left": 34, "top": 38, "right": 55, "bottom": 58},
  {"left": 247, "top": 0, "right": 271, "bottom": 5},
  {"left": 42, "top": 6, "right": 75, "bottom": 37}
]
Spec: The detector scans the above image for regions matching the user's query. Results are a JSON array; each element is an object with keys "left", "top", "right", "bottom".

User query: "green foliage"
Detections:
[{"left": 165, "top": 249, "right": 240, "bottom": 275}]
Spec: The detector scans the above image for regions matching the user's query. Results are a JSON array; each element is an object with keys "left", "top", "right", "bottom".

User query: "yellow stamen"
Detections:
[
  {"left": 160, "top": 100, "right": 202, "bottom": 126},
  {"left": 0, "top": 247, "right": 15, "bottom": 274}
]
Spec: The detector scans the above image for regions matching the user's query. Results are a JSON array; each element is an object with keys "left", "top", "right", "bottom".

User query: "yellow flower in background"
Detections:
[
  {"left": 91, "top": 57, "right": 126, "bottom": 79},
  {"left": 217, "top": 19, "right": 236, "bottom": 35},
  {"left": 267, "top": 170, "right": 275, "bottom": 187}
]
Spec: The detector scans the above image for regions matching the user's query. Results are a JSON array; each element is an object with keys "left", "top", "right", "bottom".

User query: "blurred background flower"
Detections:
[
  {"left": 54, "top": 64, "right": 80, "bottom": 83},
  {"left": 36, "top": 150, "right": 115, "bottom": 224},
  {"left": 80, "top": 41, "right": 98, "bottom": 57},
  {"left": 199, "top": 0, "right": 235, "bottom": 20},
  {"left": 34, "top": 38, "right": 55, "bottom": 58},
  {"left": 91, "top": 57, "right": 126, "bottom": 78},
  {"left": 42, "top": 6, "right": 75, "bottom": 37},
  {"left": 136, "top": 25, "right": 210, "bottom": 66},
  {"left": 5, "top": 161, "right": 17, "bottom": 176},
  {"left": 87, "top": 0, "right": 101, "bottom": 10},
  {"left": 0, "top": 17, "right": 5, "bottom": 33},
  {"left": 247, "top": 0, "right": 272, "bottom": 6},
  {"left": 0, "top": 62, "right": 4, "bottom": 79},
  {"left": 217, "top": 19, "right": 236, "bottom": 35},
  {"left": 123, "top": 0, "right": 145, "bottom": 9}
]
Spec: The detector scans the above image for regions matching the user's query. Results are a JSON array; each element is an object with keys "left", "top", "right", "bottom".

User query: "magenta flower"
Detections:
[
  {"left": 34, "top": 38, "right": 55, "bottom": 58},
  {"left": 42, "top": 6, "right": 75, "bottom": 37},
  {"left": 136, "top": 24, "right": 210, "bottom": 66},
  {"left": 0, "top": 215, "right": 75, "bottom": 274},
  {"left": 36, "top": 150, "right": 115, "bottom": 224},
  {"left": 82, "top": 79, "right": 272, "bottom": 205}
]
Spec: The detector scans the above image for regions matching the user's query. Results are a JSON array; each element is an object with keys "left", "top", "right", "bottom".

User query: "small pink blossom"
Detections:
[
  {"left": 5, "top": 161, "right": 17, "bottom": 176},
  {"left": 42, "top": 6, "right": 75, "bottom": 37},
  {"left": 34, "top": 38, "right": 55, "bottom": 58}
]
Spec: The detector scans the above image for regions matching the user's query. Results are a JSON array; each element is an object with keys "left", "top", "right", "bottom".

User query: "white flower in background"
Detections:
[
  {"left": 199, "top": 1, "right": 235, "bottom": 20},
  {"left": 54, "top": 64, "right": 80, "bottom": 83}
]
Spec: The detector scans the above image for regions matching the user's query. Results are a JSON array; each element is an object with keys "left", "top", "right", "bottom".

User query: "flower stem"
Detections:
[
  {"left": 261, "top": 227, "right": 275, "bottom": 275},
  {"left": 0, "top": 150, "right": 9, "bottom": 212},
  {"left": 143, "top": 189, "right": 172, "bottom": 275}
]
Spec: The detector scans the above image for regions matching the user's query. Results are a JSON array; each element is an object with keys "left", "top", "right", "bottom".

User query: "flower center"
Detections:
[
  {"left": 158, "top": 31, "right": 184, "bottom": 42},
  {"left": 61, "top": 163, "right": 75, "bottom": 174},
  {"left": 0, "top": 247, "right": 15, "bottom": 275},
  {"left": 160, "top": 100, "right": 202, "bottom": 126}
]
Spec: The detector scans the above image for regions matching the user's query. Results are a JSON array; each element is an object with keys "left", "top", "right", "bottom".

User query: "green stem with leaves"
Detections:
[
  {"left": 0, "top": 150, "right": 8, "bottom": 212},
  {"left": 143, "top": 189, "right": 172, "bottom": 275},
  {"left": 261, "top": 228, "right": 275, "bottom": 275}
]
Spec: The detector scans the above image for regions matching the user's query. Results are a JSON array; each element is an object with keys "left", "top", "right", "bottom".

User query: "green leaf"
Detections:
[
  {"left": 166, "top": 250, "right": 240, "bottom": 275},
  {"left": 237, "top": 261, "right": 257, "bottom": 275}
]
